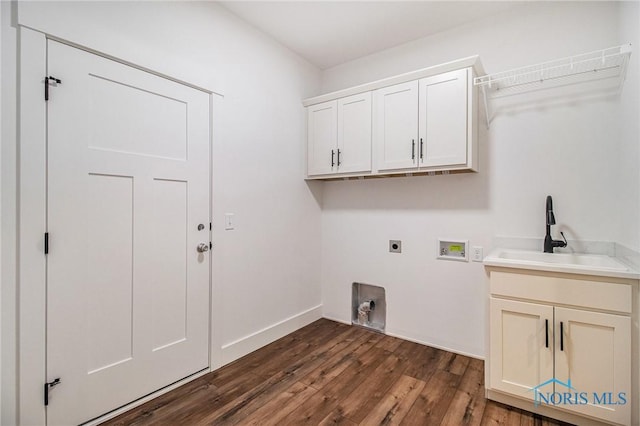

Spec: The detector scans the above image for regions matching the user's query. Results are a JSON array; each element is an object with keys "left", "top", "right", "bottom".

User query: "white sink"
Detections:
[
  {"left": 496, "top": 250, "right": 628, "bottom": 269},
  {"left": 484, "top": 248, "right": 636, "bottom": 278}
]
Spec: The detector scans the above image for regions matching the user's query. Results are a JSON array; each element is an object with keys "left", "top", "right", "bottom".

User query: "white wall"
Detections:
[
  {"left": 618, "top": 1, "right": 640, "bottom": 251},
  {"left": 320, "top": 1, "right": 639, "bottom": 357},
  {"left": 1, "top": 1, "right": 17, "bottom": 423},
  {"left": 0, "top": 2, "right": 3, "bottom": 422},
  {"left": 2, "top": 2, "right": 322, "bottom": 423}
]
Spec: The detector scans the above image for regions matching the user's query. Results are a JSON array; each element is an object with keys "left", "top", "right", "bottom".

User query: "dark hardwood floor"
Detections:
[{"left": 102, "top": 319, "right": 571, "bottom": 425}]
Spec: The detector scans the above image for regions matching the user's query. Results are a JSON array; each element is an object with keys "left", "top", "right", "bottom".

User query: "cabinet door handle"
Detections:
[
  {"left": 337, "top": 149, "right": 341, "bottom": 166},
  {"left": 545, "top": 319, "right": 549, "bottom": 348},
  {"left": 411, "top": 139, "right": 415, "bottom": 160},
  {"left": 331, "top": 149, "right": 335, "bottom": 167},
  {"left": 560, "top": 321, "right": 564, "bottom": 351},
  {"left": 420, "top": 138, "right": 424, "bottom": 160}
]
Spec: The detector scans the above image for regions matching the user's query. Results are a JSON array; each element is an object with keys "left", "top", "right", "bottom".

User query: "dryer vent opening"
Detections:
[{"left": 352, "top": 283, "right": 386, "bottom": 333}]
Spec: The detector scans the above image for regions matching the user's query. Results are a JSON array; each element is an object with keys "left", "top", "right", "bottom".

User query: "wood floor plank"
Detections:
[
  {"left": 301, "top": 328, "right": 382, "bottom": 390},
  {"left": 399, "top": 342, "right": 444, "bottom": 382},
  {"left": 241, "top": 381, "right": 318, "bottom": 426},
  {"left": 197, "top": 326, "right": 362, "bottom": 425},
  {"left": 481, "top": 401, "right": 523, "bottom": 425},
  {"left": 253, "top": 321, "right": 352, "bottom": 379},
  {"left": 327, "top": 351, "right": 409, "bottom": 423},
  {"left": 317, "top": 409, "right": 358, "bottom": 426},
  {"left": 358, "top": 374, "right": 426, "bottom": 425},
  {"left": 278, "top": 347, "right": 388, "bottom": 424},
  {"left": 439, "top": 358, "right": 486, "bottom": 426},
  {"left": 374, "top": 334, "right": 405, "bottom": 352},
  {"left": 102, "top": 319, "right": 574, "bottom": 426},
  {"left": 401, "top": 368, "right": 462, "bottom": 425},
  {"left": 215, "top": 318, "right": 332, "bottom": 384}
]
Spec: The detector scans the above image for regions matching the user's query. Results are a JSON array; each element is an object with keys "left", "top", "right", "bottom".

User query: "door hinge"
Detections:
[
  {"left": 44, "top": 76, "right": 62, "bottom": 101},
  {"left": 209, "top": 222, "right": 212, "bottom": 231},
  {"left": 44, "top": 232, "right": 49, "bottom": 255},
  {"left": 209, "top": 242, "right": 212, "bottom": 250},
  {"left": 44, "top": 378, "right": 61, "bottom": 406}
]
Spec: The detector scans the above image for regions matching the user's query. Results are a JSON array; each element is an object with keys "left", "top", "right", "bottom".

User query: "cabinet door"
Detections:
[
  {"left": 418, "top": 68, "right": 468, "bottom": 168},
  {"left": 489, "top": 298, "right": 554, "bottom": 400},
  {"left": 554, "top": 307, "right": 630, "bottom": 425},
  {"left": 374, "top": 81, "right": 419, "bottom": 172},
  {"left": 307, "top": 100, "right": 337, "bottom": 176},
  {"left": 337, "top": 92, "right": 372, "bottom": 174}
]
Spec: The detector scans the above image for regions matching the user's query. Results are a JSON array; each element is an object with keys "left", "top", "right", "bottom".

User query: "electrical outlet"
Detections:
[
  {"left": 472, "top": 246, "right": 483, "bottom": 262},
  {"left": 389, "top": 240, "right": 402, "bottom": 253}
]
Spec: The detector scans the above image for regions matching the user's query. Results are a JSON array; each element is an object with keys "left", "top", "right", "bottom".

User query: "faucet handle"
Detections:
[{"left": 559, "top": 231, "right": 568, "bottom": 247}]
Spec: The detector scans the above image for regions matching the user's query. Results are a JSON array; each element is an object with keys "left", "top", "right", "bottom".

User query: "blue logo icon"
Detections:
[{"left": 528, "top": 377, "right": 626, "bottom": 407}]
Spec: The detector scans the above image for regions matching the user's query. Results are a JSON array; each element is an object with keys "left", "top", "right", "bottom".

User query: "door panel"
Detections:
[
  {"left": 307, "top": 100, "right": 337, "bottom": 176},
  {"left": 489, "top": 298, "right": 554, "bottom": 400},
  {"left": 374, "top": 81, "right": 419, "bottom": 171},
  {"left": 554, "top": 307, "right": 630, "bottom": 425},
  {"left": 88, "top": 73, "right": 188, "bottom": 160},
  {"left": 86, "top": 174, "right": 134, "bottom": 373},
  {"left": 419, "top": 68, "right": 468, "bottom": 168},
  {"left": 46, "top": 40, "right": 210, "bottom": 425},
  {"left": 337, "top": 92, "right": 372, "bottom": 173},
  {"left": 151, "top": 178, "right": 189, "bottom": 350}
]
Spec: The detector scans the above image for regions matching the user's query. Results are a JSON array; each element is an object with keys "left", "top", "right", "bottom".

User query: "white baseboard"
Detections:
[
  {"left": 384, "top": 330, "right": 485, "bottom": 360},
  {"left": 219, "top": 305, "right": 323, "bottom": 366},
  {"left": 320, "top": 313, "right": 351, "bottom": 326}
]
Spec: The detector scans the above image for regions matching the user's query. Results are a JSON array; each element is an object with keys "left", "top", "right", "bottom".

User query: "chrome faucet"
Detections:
[{"left": 544, "top": 195, "right": 567, "bottom": 253}]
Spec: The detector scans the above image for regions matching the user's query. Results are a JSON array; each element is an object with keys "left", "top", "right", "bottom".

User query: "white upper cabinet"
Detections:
[
  {"left": 419, "top": 68, "right": 469, "bottom": 168},
  {"left": 375, "top": 68, "right": 472, "bottom": 173},
  {"left": 374, "top": 81, "right": 419, "bottom": 172},
  {"left": 337, "top": 92, "right": 372, "bottom": 174},
  {"left": 307, "top": 94, "right": 372, "bottom": 177},
  {"left": 307, "top": 100, "right": 337, "bottom": 176},
  {"left": 303, "top": 56, "right": 482, "bottom": 179}
]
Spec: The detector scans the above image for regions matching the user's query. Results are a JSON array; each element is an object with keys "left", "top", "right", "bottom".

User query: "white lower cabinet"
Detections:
[
  {"left": 488, "top": 270, "right": 633, "bottom": 426},
  {"left": 554, "top": 307, "right": 631, "bottom": 425},
  {"left": 489, "top": 298, "right": 554, "bottom": 400}
]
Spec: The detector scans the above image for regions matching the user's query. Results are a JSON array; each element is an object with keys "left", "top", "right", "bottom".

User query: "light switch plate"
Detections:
[{"left": 224, "top": 213, "right": 234, "bottom": 230}]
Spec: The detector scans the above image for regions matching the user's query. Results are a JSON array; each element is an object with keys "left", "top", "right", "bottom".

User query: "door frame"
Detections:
[{"left": 17, "top": 26, "right": 221, "bottom": 425}]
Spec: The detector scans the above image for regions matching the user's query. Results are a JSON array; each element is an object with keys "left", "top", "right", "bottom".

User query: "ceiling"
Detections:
[{"left": 218, "top": 1, "right": 522, "bottom": 70}]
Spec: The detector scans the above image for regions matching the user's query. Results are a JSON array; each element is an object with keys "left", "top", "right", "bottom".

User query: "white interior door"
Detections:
[{"left": 46, "top": 40, "right": 211, "bottom": 425}]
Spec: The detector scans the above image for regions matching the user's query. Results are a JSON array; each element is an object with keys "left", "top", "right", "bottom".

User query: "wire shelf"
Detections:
[
  {"left": 473, "top": 44, "right": 632, "bottom": 127},
  {"left": 474, "top": 44, "right": 631, "bottom": 92}
]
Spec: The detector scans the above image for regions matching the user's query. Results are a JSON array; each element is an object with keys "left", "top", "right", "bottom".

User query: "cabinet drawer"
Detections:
[{"left": 490, "top": 270, "right": 632, "bottom": 313}]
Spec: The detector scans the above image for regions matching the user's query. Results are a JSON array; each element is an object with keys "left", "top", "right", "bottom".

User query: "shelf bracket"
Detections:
[{"left": 481, "top": 84, "right": 490, "bottom": 129}]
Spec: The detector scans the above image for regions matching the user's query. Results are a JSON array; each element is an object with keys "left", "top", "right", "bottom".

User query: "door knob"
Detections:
[{"left": 197, "top": 243, "right": 210, "bottom": 253}]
